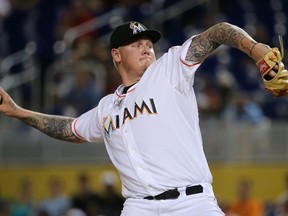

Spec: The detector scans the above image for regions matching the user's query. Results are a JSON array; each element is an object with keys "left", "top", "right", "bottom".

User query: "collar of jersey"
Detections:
[{"left": 115, "top": 82, "right": 138, "bottom": 98}]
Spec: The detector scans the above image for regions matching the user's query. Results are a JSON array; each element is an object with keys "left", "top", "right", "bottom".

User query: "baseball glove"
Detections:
[{"left": 256, "top": 36, "right": 288, "bottom": 96}]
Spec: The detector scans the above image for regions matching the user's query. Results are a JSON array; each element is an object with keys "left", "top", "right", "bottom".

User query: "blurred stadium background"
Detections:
[{"left": 0, "top": 0, "right": 288, "bottom": 215}]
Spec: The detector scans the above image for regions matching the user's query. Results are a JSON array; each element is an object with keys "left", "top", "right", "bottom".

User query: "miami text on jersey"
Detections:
[{"left": 103, "top": 98, "right": 158, "bottom": 138}]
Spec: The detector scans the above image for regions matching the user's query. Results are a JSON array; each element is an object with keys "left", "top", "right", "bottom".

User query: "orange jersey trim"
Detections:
[
  {"left": 180, "top": 57, "right": 201, "bottom": 67},
  {"left": 73, "top": 118, "right": 87, "bottom": 142}
]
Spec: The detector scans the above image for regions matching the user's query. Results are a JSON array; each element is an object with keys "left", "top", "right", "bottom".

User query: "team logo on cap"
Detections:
[{"left": 130, "top": 21, "right": 145, "bottom": 34}]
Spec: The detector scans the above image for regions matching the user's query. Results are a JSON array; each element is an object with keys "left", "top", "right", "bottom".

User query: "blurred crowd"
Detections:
[
  {"left": 1, "top": 172, "right": 288, "bottom": 216},
  {"left": 0, "top": 0, "right": 287, "bottom": 122},
  {"left": 0, "top": 171, "right": 125, "bottom": 216},
  {"left": 219, "top": 174, "right": 288, "bottom": 216}
]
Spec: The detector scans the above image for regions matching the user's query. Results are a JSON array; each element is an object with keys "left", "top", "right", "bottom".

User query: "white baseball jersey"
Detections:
[{"left": 72, "top": 36, "right": 213, "bottom": 199}]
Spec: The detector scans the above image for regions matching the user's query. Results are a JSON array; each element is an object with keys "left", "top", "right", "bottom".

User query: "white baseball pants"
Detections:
[{"left": 120, "top": 183, "right": 225, "bottom": 216}]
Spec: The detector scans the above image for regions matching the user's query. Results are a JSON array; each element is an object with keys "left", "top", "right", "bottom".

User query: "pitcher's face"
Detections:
[{"left": 113, "top": 38, "right": 156, "bottom": 77}]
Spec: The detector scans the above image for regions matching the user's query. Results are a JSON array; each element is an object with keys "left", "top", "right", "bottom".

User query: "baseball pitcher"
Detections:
[{"left": 0, "top": 21, "right": 287, "bottom": 215}]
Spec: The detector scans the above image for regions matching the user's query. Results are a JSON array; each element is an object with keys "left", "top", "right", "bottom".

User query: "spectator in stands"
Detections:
[
  {"left": 222, "top": 91, "right": 265, "bottom": 124},
  {"left": 100, "top": 171, "right": 124, "bottom": 216},
  {"left": 196, "top": 78, "right": 227, "bottom": 119},
  {"left": 276, "top": 172, "right": 288, "bottom": 216},
  {"left": 71, "top": 172, "right": 104, "bottom": 216},
  {"left": 10, "top": 178, "right": 35, "bottom": 216},
  {"left": 62, "top": 66, "right": 104, "bottom": 117},
  {"left": 0, "top": 199, "right": 10, "bottom": 216},
  {"left": 46, "top": 43, "right": 106, "bottom": 116},
  {"left": 276, "top": 198, "right": 288, "bottom": 216},
  {"left": 228, "top": 178, "right": 264, "bottom": 216},
  {"left": 36, "top": 176, "right": 70, "bottom": 216}
]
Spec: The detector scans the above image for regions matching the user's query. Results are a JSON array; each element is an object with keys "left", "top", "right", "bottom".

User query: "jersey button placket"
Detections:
[{"left": 122, "top": 123, "right": 156, "bottom": 193}]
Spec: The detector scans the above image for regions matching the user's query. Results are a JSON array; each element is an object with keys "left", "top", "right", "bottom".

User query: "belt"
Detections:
[{"left": 144, "top": 185, "right": 203, "bottom": 200}]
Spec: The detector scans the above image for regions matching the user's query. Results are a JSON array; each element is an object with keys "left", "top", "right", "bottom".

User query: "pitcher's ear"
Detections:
[{"left": 111, "top": 48, "right": 121, "bottom": 62}]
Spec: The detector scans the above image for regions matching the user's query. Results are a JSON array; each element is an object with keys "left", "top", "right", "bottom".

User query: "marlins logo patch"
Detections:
[
  {"left": 103, "top": 116, "right": 115, "bottom": 139},
  {"left": 130, "top": 21, "right": 145, "bottom": 34}
]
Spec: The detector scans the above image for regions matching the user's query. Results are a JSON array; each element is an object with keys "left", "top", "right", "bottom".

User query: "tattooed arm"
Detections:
[
  {"left": 186, "top": 22, "right": 271, "bottom": 64},
  {"left": 0, "top": 87, "right": 85, "bottom": 143},
  {"left": 23, "top": 113, "right": 84, "bottom": 143}
]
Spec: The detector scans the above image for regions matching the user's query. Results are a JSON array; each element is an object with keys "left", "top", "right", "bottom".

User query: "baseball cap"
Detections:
[{"left": 110, "top": 21, "right": 161, "bottom": 49}]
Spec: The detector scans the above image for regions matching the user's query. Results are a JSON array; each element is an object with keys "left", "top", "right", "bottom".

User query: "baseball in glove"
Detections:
[{"left": 256, "top": 36, "right": 288, "bottom": 96}]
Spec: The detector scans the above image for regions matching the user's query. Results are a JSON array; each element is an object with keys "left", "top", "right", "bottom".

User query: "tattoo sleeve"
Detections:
[
  {"left": 186, "top": 22, "right": 256, "bottom": 63},
  {"left": 22, "top": 114, "right": 84, "bottom": 143}
]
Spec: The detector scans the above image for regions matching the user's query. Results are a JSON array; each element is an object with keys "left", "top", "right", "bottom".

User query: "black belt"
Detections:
[{"left": 144, "top": 185, "right": 203, "bottom": 200}]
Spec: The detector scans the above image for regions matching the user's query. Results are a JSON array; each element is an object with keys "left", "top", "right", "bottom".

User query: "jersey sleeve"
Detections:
[
  {"left": 178, "top": 36, "right": 200, "bottom": 66},
  {"left": 71, "top": 106, "right": 104, "bottom": 143},
  {"left": 161, "top": 36, "right": 202, "bottom": 96}
]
